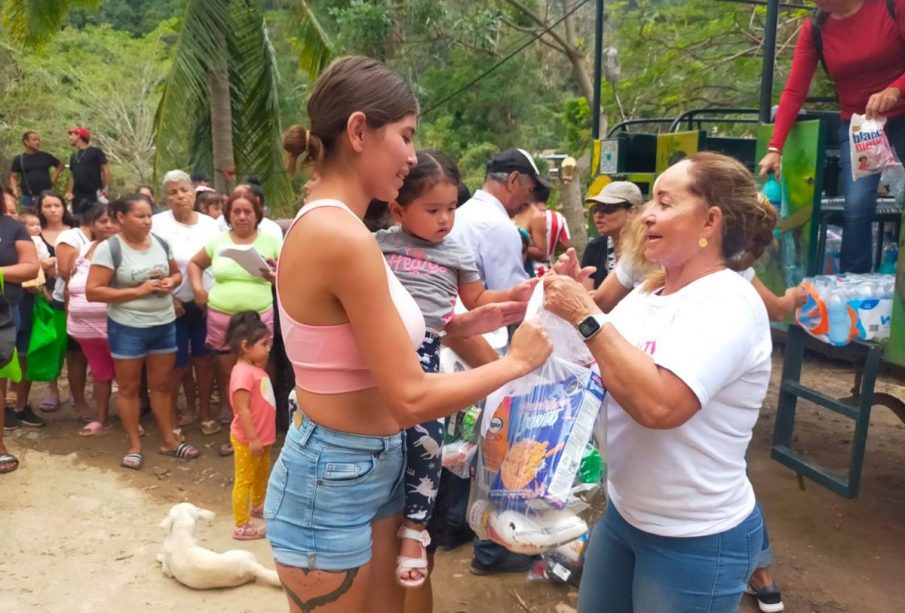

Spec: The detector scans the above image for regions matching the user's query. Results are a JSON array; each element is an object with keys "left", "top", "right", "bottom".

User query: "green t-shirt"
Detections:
[
  {"left": 205, "top": 231, "right": 281, "bottom": 314},
  {"left": 91, "top": 234, "right": 175, "bottom": 327}
]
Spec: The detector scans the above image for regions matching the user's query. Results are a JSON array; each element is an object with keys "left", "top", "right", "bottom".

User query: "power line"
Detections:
[{"left": 422, "top": 0, "right": 591, "bottom": 117}]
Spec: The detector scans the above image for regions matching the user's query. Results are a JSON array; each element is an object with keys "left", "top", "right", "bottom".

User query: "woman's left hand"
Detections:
[
  {"left": 543, "top": 274, "right": 600, "bottom": 324},
  {"left": 157, "top": 277, "right": 177, "bottom": 294},
  {"left": 865, "top": 87, "right": 901, "bottom": 119}
]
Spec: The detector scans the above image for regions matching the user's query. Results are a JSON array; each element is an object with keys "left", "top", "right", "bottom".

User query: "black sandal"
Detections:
[{"left": 159, "top": 442, "right": 200, "bottom": 460}]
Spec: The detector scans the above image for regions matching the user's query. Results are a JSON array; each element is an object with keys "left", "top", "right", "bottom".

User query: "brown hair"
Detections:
[
  {"left": 685, "top": 152, "right": 776, "bottom": 271},
  {"left": 283, "top": 56, "right": 419, "bottom": 174},
  {"left": 224, "top": 188, "right": 263, "bottom": 228},
  {"left": 627, "top": 153, "right": 777, "bottom": 291}
]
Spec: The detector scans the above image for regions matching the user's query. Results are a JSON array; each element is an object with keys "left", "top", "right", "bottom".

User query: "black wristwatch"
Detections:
[{"left": 577, "top": 313, "right": 608, "bottom": 342}]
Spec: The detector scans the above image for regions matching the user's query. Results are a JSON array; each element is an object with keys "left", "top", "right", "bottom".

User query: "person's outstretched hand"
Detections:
[
  {"left": 552, "top": 248, "right": 596, "bottom": 283},
  {"left": 444, "top": 301, "right": 528, "bottom": 338},
  {"left": 506, "top": 320, "right": 552, "bottom": 375},
  {"left": 758, "top": 151, "right": 781, "bottom": 178},
  {"left": 543, "top": 274, "right": 600, "bottom": 324}
]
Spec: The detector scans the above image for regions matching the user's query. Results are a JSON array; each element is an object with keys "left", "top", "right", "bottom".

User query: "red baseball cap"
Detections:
[{"left": 68, "top": 127, "right": 91, "bottom": 142}]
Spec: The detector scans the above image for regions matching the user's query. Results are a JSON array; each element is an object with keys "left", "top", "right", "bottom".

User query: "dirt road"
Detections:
[{"left": 1, "top": 353, "right": 903, "bottom": 612}]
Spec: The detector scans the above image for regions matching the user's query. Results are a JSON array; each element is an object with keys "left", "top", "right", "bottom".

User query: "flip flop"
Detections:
[
  {"left": 79, "top": 421, "right": 113, "bottom": 436},
  {"left": 218, "top": 442, "right": 234, "bottom": 457},
  {"left": 200, "top": 420, "right": 222, "bottom": 436},
  {"left": 159, "top": 442, "right": 200, "bottom": 460},
  {"left": 120, "top": 452, "right": 143, "bottom": 471},
  {"left": 39, "top": 395, "right": 61, "bottom": 413},
  {"left": 177, "top": 412, "right": 198, "bottom": 427},
  {"left": 0, "top": 453, "right": 19, "bottom": 474},
  {"left": 233, "top": 523, "right": 266, "bottom": 540}
]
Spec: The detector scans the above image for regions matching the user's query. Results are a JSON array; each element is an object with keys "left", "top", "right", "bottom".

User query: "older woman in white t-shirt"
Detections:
[{"left": 544, "top": 152, "right": 776, "bottom": 613}]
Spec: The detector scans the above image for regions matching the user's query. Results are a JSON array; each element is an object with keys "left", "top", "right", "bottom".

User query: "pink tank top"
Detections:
[{"left": 278, "top": 199, "right": 426, "bottom": 394}]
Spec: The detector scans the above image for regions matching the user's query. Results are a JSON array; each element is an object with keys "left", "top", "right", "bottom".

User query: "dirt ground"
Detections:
[{"left": 1, "top": 350, "right": 904, "bottom": 613}]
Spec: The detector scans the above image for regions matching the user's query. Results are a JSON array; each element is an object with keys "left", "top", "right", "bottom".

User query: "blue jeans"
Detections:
[
  {"left": 578, "top": 502, "right": 764, "bottom": 613},
  {"left": 106, "top": 318, "right": 176, "bottom": 360},
  {"left": 265, "top": 402, "right": 406, "bottom": 571},
  {"left": 838, "top": 115, "right": 905, "bottom": 273}
]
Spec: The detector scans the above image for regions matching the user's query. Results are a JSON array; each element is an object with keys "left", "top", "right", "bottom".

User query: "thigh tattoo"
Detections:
[{"left": 282, "top": 567, "right": 359, "bottom": 613}]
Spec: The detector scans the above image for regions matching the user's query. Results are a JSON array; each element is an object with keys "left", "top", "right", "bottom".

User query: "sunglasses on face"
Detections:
[{"left": 592, "top": 201, "right": 631, "bottom": 215}]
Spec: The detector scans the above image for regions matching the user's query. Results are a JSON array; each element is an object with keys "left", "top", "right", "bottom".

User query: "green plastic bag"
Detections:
[
  {"left": 26, "top": 293, "right": 67, "bottom": 381},
  {"left": 0, "top": 348, "right": 22, "bottom": 383},
  {"left": 0, "top": 272, "right": 21, "bottom": 383}
]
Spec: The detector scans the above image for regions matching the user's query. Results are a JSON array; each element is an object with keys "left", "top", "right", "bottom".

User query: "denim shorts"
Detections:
[
  {"left": 107, "top": 318, "right": 177, "bottom": 360},
  {"left": 265, "top": 398, "right": 406, "bottom": 571},
  {"left": 175, "top": 301, "right": 212, "bottom": 368}
]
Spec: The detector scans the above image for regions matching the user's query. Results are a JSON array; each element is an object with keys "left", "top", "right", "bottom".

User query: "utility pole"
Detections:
[
  {"left": 591, "top": 0, "right": 604, "bottom": 139},
  {"left": 759, "top": 0, "right": 781, "bottom": 123}
]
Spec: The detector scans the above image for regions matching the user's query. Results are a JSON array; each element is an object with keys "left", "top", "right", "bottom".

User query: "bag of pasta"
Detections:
[{"left": 467, "top": 355, "right": 606, "bottom": 555}]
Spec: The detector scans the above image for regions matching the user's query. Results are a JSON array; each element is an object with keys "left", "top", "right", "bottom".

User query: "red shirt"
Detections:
[{"left": 771, "top": 0, "right": 905, "bottom": 150}]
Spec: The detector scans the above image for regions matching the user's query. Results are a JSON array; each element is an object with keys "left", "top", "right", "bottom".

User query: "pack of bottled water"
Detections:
[{"left": 796, "top": 274, "right": 895, "bottom": 346}]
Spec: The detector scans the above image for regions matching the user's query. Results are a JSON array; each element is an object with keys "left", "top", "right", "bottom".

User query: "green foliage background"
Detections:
[{"left": 1, "top": 0, "right": 826, "bottom": 212}]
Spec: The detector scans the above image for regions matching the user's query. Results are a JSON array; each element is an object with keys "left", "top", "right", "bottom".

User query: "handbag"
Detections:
[
  {"left": 26, "top": 292, "right": 67, "bottom": 381},
  {"left": 0, "top": 272, "right": 21, "bottom": 382}
]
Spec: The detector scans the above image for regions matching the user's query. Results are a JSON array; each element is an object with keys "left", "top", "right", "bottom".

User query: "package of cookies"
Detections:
[{"left": 487, "top": 365, "right": 605, "bottom": 509}]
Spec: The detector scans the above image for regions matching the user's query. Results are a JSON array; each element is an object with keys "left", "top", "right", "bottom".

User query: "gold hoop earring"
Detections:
[{"left": 698, "top": 237, "right": 708, "bottom": 248}]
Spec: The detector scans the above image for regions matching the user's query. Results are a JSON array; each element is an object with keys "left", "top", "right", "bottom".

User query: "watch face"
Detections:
[{"left": 578, "top": 316, "right": 601, "bottom": 338}]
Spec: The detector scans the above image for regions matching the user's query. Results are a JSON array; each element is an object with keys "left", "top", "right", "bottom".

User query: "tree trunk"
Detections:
[
  {"left": 209, "top": 30, "right": 234, "bottom": 194},
  {"left": 559, "top": 159, "right": 589, "bottom": 256}
]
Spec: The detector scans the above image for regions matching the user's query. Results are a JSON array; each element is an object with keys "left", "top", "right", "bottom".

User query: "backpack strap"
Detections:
[
  {"left": 811, "top": 9, "right": 831, "bottom": 81},
  {"left": 108, "top": 234, "right": 123, "bottom": 270}
]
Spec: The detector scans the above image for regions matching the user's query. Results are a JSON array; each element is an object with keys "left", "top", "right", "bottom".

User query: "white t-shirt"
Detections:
[
  {"left": 152, "top": 211, "right": 221, "bottom": 302},
  {"left": 603, "top": 269, "right": 772, "bottom": 537},
  {"left": 217, "top": 215, "right": 284, "bottom": 247},
  {"left": 53, "top": 227, "right": 91, "bottom": 303},
  {"left": 448, "top": 189, "right": 528, "bottom": 291}
]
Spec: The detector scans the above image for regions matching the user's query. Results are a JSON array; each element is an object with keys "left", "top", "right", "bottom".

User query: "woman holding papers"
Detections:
[{"left": 187, "top": 187, "right": 280, "bottom": 418}]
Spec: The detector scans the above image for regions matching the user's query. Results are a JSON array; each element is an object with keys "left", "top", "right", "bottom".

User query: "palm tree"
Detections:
[{"left": 2, "top": 0, "right": 332, "bottom": 208}]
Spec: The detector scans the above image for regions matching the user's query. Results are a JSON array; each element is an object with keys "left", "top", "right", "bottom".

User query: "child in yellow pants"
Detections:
[{"left": 226, "top": 312, "right": 277, "bottom": 540}]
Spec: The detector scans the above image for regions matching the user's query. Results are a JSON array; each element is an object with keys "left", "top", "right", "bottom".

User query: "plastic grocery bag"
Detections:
[
  {"left": 26, "top": 293, "right": 67, "bottom": 381},
  {"left": 468, "top": 357, "right": 606, "bottom": 554},
  {"left": 850, "top": 114, "right": 898, "bottom": 181}
]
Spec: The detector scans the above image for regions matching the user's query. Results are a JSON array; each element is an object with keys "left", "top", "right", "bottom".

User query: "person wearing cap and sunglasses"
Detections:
[
  {"left": 64, "top": 127, "right": 111, "bottom": 215},
  {"left": 581, "top": 181, "right": 644, "bottom": 289}
]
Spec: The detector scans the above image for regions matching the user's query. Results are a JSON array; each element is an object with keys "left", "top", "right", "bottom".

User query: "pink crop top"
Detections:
[{"left": 278, "top": 199, "right": 426, "bottom": 394}]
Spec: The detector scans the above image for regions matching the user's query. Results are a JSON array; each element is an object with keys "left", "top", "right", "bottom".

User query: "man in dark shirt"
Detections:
[
  {"left": 8, "top": 131, "right": 63, "bottom": 208},
  {"left": 64, "top": 127, "right": 111, "bottom": 215}
]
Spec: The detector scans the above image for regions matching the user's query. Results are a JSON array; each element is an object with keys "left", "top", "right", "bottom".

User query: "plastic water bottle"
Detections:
[
  {"left": 826, "top": 290, "right": 852, "bottom": 346},
  {"left": 878, "top": 240, "right": 898, "bottom": 275},
  {"left": 763, "top": 173, "right": 782, "bottom": 239},
  {"left": 763, "top": 173, "right": 782, "bottom": 209}
]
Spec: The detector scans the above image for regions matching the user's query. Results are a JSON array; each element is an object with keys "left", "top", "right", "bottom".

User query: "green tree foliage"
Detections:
[
  {"left": 2, "top": 0, "right": 825, "bottom": 207},
  {"left": 0, "top": 22, "right": 171, "bottom": 190}
]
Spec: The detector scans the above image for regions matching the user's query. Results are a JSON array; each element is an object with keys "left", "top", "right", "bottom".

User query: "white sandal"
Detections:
[{"left": 396, "top": 526, "right": 431, "bottom": 588}]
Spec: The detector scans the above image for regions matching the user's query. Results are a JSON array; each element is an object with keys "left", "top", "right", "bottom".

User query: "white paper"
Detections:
[{"left": 218, "top": 244, "right": 270, "bottom": 279}]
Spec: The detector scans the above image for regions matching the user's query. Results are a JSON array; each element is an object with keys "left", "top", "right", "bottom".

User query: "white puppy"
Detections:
[{"left": 157, "top": 502, "right": 281, "bottom": 590}]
